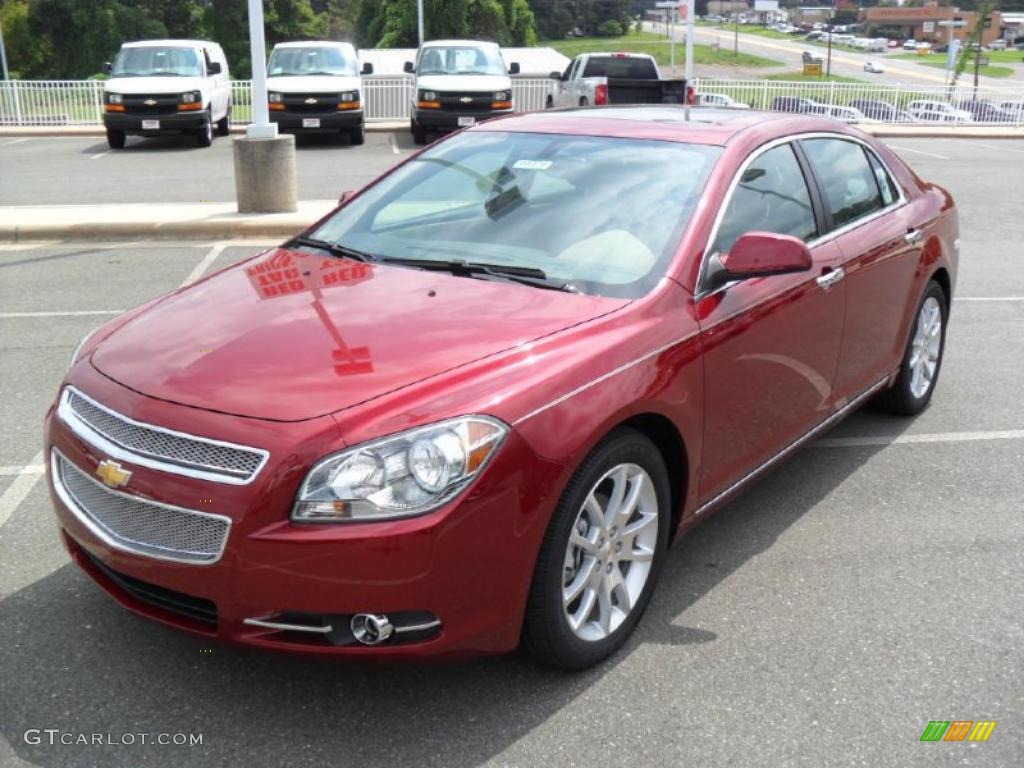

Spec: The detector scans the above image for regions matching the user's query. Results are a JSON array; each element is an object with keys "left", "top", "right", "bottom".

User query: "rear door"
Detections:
[
  {"left": 798, "top": 136, "right": 925, "bottom": 403},
  {"left": 697, "top": 141, "right": 847, "bottom": 501}
]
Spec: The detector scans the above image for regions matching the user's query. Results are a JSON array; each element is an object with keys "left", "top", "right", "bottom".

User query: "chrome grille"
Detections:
[
  {"left": 54, "top": 451, "right": 230, "bottom": 564},
  {"left": 60, "top": 387, "right": 267, "bottom": 484}
]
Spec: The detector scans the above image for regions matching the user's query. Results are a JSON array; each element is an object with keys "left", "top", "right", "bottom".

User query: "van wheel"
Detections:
[
  {"left": 216, "top": 105, "right": 231, "bottom": 136},
  {"left": 579, "top": 97, "right": 589, "bottom": 107},
  {"left": 195, "top": 117, "right": 213, "bottom": 148},
  {"left": 106, "top": 129, "right": 126, "bottom": 150},
  {"left": 545, "top": 95, "right": 554, "bottom": 109},
  {"left": 348, "top": 122, "right": 365, "bottom": 145},
  {"left": 412, "top": 120, "right": 427, "bottom": 145}
]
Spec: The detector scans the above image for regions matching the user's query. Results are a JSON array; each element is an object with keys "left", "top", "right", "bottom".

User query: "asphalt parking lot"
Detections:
[{"left": 0, "top": 139, "right": 1022, "bottom": 767}]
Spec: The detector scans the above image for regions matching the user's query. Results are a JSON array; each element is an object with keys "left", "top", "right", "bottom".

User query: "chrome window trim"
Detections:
[
  {"left": 58, "top": 386, "right": 269, "bottom": 486},
  {"left": 693, "top": 375, "right": 889, "bottom": 516},
  {"left": 51, "top": 448, "right": 232, "bottom": 566},
  {"left": 696, "top": 131, "right": 907, "bottom": 299}
]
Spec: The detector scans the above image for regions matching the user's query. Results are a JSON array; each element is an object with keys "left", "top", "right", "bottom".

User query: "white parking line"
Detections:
[
  {"left": 389, "top": 133, "right": 400, "bottom": 155},
  {"left": 0, "top": 464, "right": 44, "bottom": 476},
  {"left": 815, "top": 429, "right": 1024, "bottom": 449},
  {"left": 887, "top": 145, "right": 950, "bottom": 160},
  {"left": 956, "top": 140, "right": 1024, "bottom": 155},
  {"left": 181, "top": 242, "right": 226, "bottom": 286},
  {"left": 0, "top": 310, "right": 122, "bottom": 318},
  {"left": 88, "top": 150, "right": 110, "bottom": 160},
  {"left": 1, "top": 138, "right": 31, "bottom": 146},
  {"left": 0, "top": 450, "right": 44, "bottom": 529},
  {"left": 957, "top": 297, "right": 1024, "bottom": 302}
]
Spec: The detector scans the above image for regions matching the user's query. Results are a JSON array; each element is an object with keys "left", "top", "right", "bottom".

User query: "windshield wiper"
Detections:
[
  {"left": 378, "top": 257, "right": 578, "bottom": 293},
  {"left": 289, "top": 236, "right": 376, "bottom": 262}
]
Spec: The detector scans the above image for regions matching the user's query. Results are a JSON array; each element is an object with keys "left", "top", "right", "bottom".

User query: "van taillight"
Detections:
[{"left": 595, "top": 84, "right": 608, "bottom": 106}]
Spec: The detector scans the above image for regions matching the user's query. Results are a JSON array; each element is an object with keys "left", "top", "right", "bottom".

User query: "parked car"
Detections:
[
  {"left": 906, "top": 100, "right": 972, "bottom": 123},
  {"left": 47, "top": 107, "right": 958, "bottom": 669},
  {"left": 102, "top": 39, "right": 231, "bottom": 149},
  {"left": 998, "top": 100, "right": 1024, "bottom": 119},
  {"left": 955, "top": 99, "right": 1017, "bottom": 123},
  {"left": 867, "top": 38, "right": 889, "bottom": 52},
  {"left": 887, "top": 39, "right": 902, "bottom": 48},
  {"left": 266, "top": 41, "right": 373, "bottom": 145},
  {"left": 864, "top": 60, "right": 885, "bottom": 74},
  {"left": 802, "top": 50, "right": 823, "bottom": 63},
  {"left": 807, "top": 104, "right": 868, "bottom": 123},
  {"left": 850, "top": 99, "right": 911, "bottom": 122},
  {"left": 770, "top": 95, "right": 825, "bottom": 114},
  {"left": 988, "top": 39, "right": 1007, "bottom": 51},
  {"left": 405, "top": 39, "right": 519, "bottom": 145},
  {"left": 698, "top": 92, "right": 750, "bottom": 109},
  {"left": 903, "top": 39, "right": 919, "bottom": 51},
  {"left": 547, "top": 52, "right": 688, "bottom": 110}
]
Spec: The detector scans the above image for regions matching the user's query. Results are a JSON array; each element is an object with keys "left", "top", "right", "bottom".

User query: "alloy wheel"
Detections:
[
  {"left": 909, "top": 296, "right": 942, "bottom": 398},
  {"left": 562, "top": 463, "right": 659, "bottom": 642}
]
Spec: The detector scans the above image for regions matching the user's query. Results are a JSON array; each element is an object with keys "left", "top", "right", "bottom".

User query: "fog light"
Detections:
[{"left": 351, "top": 613, "right": 394, "bottom": 645}]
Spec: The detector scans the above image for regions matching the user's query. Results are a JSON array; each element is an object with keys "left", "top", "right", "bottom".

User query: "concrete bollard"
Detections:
[{"left": 232, "top": 134, "right": 298, "bottom": 213}]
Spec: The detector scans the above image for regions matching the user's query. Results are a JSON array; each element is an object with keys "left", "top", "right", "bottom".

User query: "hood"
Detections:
[
  {"left": 415, "top": 74, "right": 511, "bottom": 93},
  {"left": 105, "top": 76, "right": 206, "bottom": 95},
  {"left": 91, "top": 248, "right": 625, "bottom": 422},
  {"left": 267, "top": 75, "right": 362, "bottom": 94}
]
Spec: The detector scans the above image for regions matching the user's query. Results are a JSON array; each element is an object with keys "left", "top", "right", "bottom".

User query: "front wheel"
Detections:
[
  {"left": 877, "top": 279, "right": 947, "bottom": 415},
  {"left": 412, "top": 119, "right": 427, "bottom": 145},
  {"left": 106, "top": 128, "right": 126, "bottom": 149},
  {"left": 348, "top": 122, "right": 365, "bottom": 145},
  {"left": 216, "top": 105, "right": 231, "bottom": 136},
  {"left": 195, "top": 117, "right": 213, "bottom": 148},
  {"left": 522, "top": 428, "right": 670, "bottom": 669}
]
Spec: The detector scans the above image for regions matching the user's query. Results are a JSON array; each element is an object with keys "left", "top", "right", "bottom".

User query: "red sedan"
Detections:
[{"left": 45, "top": 107, "right": 957, "bottom": 669}]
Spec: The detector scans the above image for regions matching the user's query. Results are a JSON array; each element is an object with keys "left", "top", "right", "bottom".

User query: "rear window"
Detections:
[{"left": 582, "top": 56, "right": 659, "bottom": 79}]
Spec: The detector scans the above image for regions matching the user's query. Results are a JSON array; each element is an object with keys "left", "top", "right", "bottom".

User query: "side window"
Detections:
[
  {"left": 712, "top": 143, "right": 817, "bottom": 255},
  {"left": 568, "top": 57, "right": 581, "bottom": 80},
  {"left": 801, "top": 138, "right": 885, "bottom": 228},
  {"left": 865, "top": 149, "right": 899, "bottom": 207}
]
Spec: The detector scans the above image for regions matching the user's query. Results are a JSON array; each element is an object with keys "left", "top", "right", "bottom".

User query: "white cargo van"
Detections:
[
  {"left": 103, "top": 40, "right": 230, "bottom": 149},
  {"left": 266, "top": 41, "right": 373, "bottom": 145}
]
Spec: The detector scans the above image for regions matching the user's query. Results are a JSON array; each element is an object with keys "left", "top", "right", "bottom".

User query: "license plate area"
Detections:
[
  {"left": 457, "top": 116, "right": 476, "bottom": 127},
  {"left": 141, "top": 119, "right": 160, "bottom": 130},
  {"left": 302, "top": 118, "right": 321, "bottom": 128}
]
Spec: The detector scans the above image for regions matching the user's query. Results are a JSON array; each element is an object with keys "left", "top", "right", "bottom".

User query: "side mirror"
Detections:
[
  {"left": 403, "top": 61, "right": 415, "bottom": 74},
  {"left": 704, "top": 232, "right": 812, "bottom": 292},
  {"left": 208, "top": 61, "right": 222, "bottom": 75},
  {"left": 361, "top": 62, "right": 374, "bottom": 75},
  {"left": 339, "top": 190, "right": 356, "bottom": 205},
  {"left": 104, "top": 61, "right": 113, "bottom": 74},
  {"left": 509, "top": 62, "right": 520, "bottom": 75},
  {"left": 549, "top": 70, "right": 563, "bottom": 80}
]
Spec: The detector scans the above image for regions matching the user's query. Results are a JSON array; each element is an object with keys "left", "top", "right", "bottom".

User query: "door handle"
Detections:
[
  {"left": 816, "top": 267, "right": 845, "bottom": 290},
  {"left": 905, "top": 228, "right": 924, "bottom": 245}
]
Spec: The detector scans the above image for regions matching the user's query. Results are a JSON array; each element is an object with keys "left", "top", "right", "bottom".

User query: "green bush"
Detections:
[{"left": 596, "top": 19, "right": 624, "bottom": 37}]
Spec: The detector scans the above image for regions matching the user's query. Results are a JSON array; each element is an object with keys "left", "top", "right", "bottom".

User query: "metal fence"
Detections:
[{"left": 2, "top": 76, "right": 1022, "bottom": 128}]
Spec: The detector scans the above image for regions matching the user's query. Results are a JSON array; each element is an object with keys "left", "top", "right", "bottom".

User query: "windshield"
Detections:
[
  {"left": 309, "top": 131, "right": 720, "bottom": 299},
  {"left": 112, "top": 46, "right": 203, "bottom": 77},
  {"left": 268, "top": 46, "right": 358, "bottom": 77},
  {"left": 418, "top": 46, "right": 506, "bottom": 76}
]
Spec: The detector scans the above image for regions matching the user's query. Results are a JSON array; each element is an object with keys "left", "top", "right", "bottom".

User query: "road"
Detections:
[
  {"left": 0, "top": 139, "right": 1022, "bottom": 767},
  {"left": 656, "top": 21, "right": 1024, "bottom": 87}
]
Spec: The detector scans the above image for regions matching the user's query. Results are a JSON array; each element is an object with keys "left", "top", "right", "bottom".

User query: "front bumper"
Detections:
[
  {"left": 103, "top": 109, "right": 209, "bottom": 134},
  {"left": 45, "top": 364, "right": 556, "bottom": 659},
  {"left": 270, "top": 109, "right": 364, "bottom": 131},
  {"left": 413, "top": 107, "right": 513, "bottom": 131}
]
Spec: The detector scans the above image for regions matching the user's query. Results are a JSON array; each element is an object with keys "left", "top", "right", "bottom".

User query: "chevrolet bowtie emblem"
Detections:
[
  {"left": 459, "top": 96, "right": 473, "bottom": 103},
  {"left": 304, "top": 97, "right": 318, "bottom": 104},
  {"left": 96, "top": 460, "right": 131, "bottom": 489},
  {"left": 143, "top": 99, "right": 157, "bottom": 106}
]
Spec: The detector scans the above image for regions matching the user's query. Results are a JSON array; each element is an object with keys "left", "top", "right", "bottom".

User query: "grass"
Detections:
[
  {"left": 764, "top": 71, "right": 866, "bottom": 84},
  {"left": 548, "top": 33, "right": 782, "bottom": 68},
  {"left": 891, "top": 52, "right": 1018, "bottom": 78},
  {"left": 891, "top": 49, "right": 1022, "bottom": 63}
]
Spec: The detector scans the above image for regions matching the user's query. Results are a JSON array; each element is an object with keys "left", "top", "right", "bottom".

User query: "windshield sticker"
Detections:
[{"left": 513, "top": 159, "right": 552, "bottom": 171}]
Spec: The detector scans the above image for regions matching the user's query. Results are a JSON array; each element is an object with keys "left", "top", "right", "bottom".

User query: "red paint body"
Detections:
[{"left": 44, "top": 108, "right": 958, "bottom": 659}]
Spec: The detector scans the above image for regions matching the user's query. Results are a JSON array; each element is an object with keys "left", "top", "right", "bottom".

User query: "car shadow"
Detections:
[
  {"left": 0, "top": 409, "right": 912, "bottom": 768},
  {"left": 79, "top": 135, "right": 214, "bottom": 154}
]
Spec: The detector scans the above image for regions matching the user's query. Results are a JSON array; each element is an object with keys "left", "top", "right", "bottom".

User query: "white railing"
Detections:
[{"left": 2, "top": 77, "right": 1022, "bottom": 128}]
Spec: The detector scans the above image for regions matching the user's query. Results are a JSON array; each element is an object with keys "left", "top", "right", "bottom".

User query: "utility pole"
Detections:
[
  {"left": 417, "top": 0, "right": 424, "bottom": 47},
  {"left": 684, "top": 0, "right": 694, "bottom": 118},
  {"left": 734, "top": 14, "right": 739, "bottom": 57},
  {"left": 0, "top": 21, "right": 10, "bottom": 80},
  {"left": 670, "top": 9, "right": 676, "bottom": 74},
  {"left": 826, "top": 21, "right": 834, "bottom": 79}
]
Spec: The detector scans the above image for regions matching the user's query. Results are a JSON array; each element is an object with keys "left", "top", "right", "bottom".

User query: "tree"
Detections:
[{"left": 0, "top": 0, "right": 54, "bottom": 78}]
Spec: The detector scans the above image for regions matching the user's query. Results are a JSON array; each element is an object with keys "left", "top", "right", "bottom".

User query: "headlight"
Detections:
[
  {"left": 105, "top": 93, "right": 123, "bottom": 104},
  {"left": 419, "top": 90, "right": 437, "bottom": 101},
  {"left": 69, "top": 328, "right": 98, "bottom": 368},
  {"left": 494, "top": 90, "right": 510, "bottom": 101},
  {"left": 292, "top": 416, "right": 508, "bottom": 523},
  {"left": 180, "top": 90, "right": 201, "bottom": 104},
  {"left": 339, "top": 91, "right": 357, "bottom": 102},
  {"left": 268, "top": 92, "right": 283, "bottom": 103}
]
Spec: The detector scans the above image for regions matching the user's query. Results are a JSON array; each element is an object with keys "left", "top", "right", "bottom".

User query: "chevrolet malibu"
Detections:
[{"left": 45, "top": 107, "right": 958, "bottom": 669}]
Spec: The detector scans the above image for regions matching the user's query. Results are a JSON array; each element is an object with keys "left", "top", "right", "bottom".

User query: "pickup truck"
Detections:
[{"left": 546, "top": 53, "right": 689, "bottom": 109}]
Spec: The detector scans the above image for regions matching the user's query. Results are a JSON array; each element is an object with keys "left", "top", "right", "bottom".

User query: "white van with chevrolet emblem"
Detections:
[
  {"left": 405, "top": 39, "right": 519, "bottom": 145},
  {"left": 267, "top": 41, "right": 372, "bottom": 145},
  {"left": 103, "top": 39, "right": 231, "bottom": 149}
]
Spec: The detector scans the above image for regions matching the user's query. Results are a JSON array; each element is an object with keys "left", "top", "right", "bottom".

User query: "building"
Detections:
[
  {"left": 861, "top": 3, "right": 1005, "bottom": 46},
  {"left": 706, "top": 1, "right": 752, "bottom": 17},
  {"left": 790, "top": 7, "right": 834, "bottom": 27}
]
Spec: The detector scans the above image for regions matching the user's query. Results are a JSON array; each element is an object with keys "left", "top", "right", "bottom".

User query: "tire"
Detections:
[
  {"left": 545, "top": 95, "right": 554, "bottom": 109},
  {"left": 106, "top": 128, "right": 126, "bottom": 150},
  {"left": 348, "top": 122, "right": 365, "bottom": 145},
  {"left": 216, "top": 105, "right": 231, "bottom": 137},
  {"left": 522, "top": 428, "right": 671, "bottom": 670},
  {"left": 195, "top": 116, "right": 213, "bottom": 148},
  {"left": 412, "top": 120, "right": 427, "bottom": 145},
  {"left": 579, "top": 97, "right": 589, "bottom": 107},
  {"left": 876, "top": 279, "right": 947, "bottom": 416}
]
